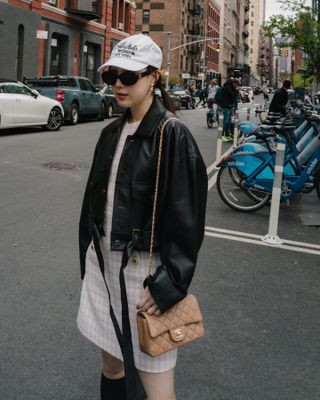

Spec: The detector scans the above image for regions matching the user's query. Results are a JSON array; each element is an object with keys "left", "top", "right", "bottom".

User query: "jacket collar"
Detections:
[{"left": 121, "top": 96, "right": 167, "bottom": 137}]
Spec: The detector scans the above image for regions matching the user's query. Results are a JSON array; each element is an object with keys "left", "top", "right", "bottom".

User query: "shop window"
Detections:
[{"left": 84, "top": 42, "right": 100, "bottom": 84}]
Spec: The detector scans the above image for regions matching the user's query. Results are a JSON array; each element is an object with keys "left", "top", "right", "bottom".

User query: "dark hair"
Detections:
[
  {"left": 283, "top": 80, "right": 291, "bottom": 89},
  {"left": 149, "top": 67, "right": 175, "bottom": 113}
]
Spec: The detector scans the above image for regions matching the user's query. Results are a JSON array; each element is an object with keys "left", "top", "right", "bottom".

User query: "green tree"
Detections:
[{"left": 263, "top": 0, "right": 320, "bottom": 83}]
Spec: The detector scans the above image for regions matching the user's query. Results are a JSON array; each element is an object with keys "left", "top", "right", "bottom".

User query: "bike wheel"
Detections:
[
  {"left": 316, "top": 179, "right": 320, "bottom": 200},
  {"left": 207, "top": 114, "right": 213, "bottom": 128},
  {"left": 217, "top": 166, "right": 271, "bottom": 212},
  {"left": 228, "top": 168, "right": 269, "bottom": 203}
]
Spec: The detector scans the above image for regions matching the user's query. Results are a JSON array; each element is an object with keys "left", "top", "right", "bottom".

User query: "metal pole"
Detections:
[
  {"left": 262, "top": 142, "right": 286, "bottom": 245},
  {"left": 246, "top": 107, "right": 250, "bottom": 121},
  {"left": 233, "top": 110, "right": 239, "bottom": 148},
  {"left": 215, "top": 113, "right": 224, "bottom": 163},
  {"left": 165, "top": 32, "right": 172, "bottom": 90}
]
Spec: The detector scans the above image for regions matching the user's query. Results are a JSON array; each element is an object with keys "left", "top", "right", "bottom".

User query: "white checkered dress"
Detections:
[{"left": 77, "top": 120, "right": 177, "bottom": 373}]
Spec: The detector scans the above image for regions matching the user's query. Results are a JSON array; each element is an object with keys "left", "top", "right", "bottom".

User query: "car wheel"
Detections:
[
  {"left": 45, "top": 107, "right": 63, "bottom": 131},
  {"left": 98, "top": 102, "right": 105, "bottom": 121},
  {"left": 70, "top": 103, "right": 79, "bottom": 125},
  {"left": 106, "top": 103, "right": 114, "bottom": 118}
]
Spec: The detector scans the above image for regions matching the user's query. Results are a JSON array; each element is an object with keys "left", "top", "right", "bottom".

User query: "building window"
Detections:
[
  {"left": 110, "top": 38, "right": 121, "bottom": 53},
  {"left": 150, "top": 24, "right": 164, "bottom": 31},
  {"left": 143, "top": 10, "right": 150, "bottom": 24},
  {"left": 150, "top": 2, "right": 165, "bottom": 9}
]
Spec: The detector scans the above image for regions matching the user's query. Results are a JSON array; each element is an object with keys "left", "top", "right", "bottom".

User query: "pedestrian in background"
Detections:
[
  {"left": 220, "top": 78, "right": 239, "bottom": 141},
  {"left": 207, "top": 79, "right": 219, "bottom": 105},
  {"left": 77, "top": 33, "right": 208, "bottom": 400},
  {"left": 268, "top": 79, "right": 291, "bottom": 115},
  {"left": 263, "top": 86, "right": 270, "bottom": 105},
  {"left": 206, "top": 79, "right": 220, "bottom": 119},
  {"left": 196, "top": 87, "right": 207, "bottom": 107}
]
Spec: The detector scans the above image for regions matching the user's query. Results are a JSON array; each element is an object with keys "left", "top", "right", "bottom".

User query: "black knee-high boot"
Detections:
[{"left": 100, "top": 373, "right": 127, "bottom": 400}]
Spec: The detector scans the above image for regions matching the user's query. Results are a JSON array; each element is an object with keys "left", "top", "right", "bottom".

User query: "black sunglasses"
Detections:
[{"left": 101, "top": 69, "right": 151, "bottom": 86}]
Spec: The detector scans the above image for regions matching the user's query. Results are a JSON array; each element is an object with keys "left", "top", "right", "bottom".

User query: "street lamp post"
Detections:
[
  {"left": 165, "top": 35, "right": 220, "bottom": 88},
  {"left": 165, "top": 32, "right": 172, "bottom": 90}
]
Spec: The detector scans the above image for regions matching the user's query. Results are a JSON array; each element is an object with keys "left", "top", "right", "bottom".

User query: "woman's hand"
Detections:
[{"left": 136, "top": 287, "right": 161, "bottom": 316}]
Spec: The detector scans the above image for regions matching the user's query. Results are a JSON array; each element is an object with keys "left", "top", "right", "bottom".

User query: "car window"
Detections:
[
  {"left": 84, "top": 79, "right": 96, "bottom": 92},
  {"left": 79, "top": 79, "right": 89, "bottom": 91},
  {"left": 79, "top": 79, "right": 96, "bottom": 92},
  {"left": 1, "top": 83, "right": 32, "bottom": 95}
]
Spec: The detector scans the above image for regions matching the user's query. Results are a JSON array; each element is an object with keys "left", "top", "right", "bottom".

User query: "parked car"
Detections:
[
  {"left": 0, "top": 79, "right": 64, "bottom": 131},
  {"left": 154, "top": 88, "right": 181, "bottom": 111},
  {"left": 98, "top": 85, "right": 126, "bottom": 118},
  {"left": 239, "top": 86, "right": 254, "bottom": 103},
  {"left": 24, "top": 75, "right": 105, "bottom": 124},
  {"left": 172, "top": 89, "right": 196, "bottom": 109}
]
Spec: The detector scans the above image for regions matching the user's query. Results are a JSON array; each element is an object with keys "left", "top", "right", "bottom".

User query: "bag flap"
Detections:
[{"left": 138, "top": 294, "right": 203, "bottom": 338}]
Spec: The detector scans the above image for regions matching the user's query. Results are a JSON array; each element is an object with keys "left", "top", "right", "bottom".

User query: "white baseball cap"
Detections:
[{"left": 98, "top": 34, "right": 163, "bottom": 72}]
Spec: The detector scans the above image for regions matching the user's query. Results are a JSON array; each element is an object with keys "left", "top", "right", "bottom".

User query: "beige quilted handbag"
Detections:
[{"left": 136, "top": 118, "right": 205, "bottom": 357}]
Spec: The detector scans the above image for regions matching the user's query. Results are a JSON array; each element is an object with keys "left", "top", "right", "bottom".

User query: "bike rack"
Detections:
[
  {"left": 215, "top": 113, "right": 224, "bottom": 165},
  {"left": 246, "top": 108, "right": 251, "bottom": 121},
  {"left": 262, "top": 142, "right": 286, "bottom": 245},
  {"left": 233, "top": 111, "right": 239, "bottom": 148}
]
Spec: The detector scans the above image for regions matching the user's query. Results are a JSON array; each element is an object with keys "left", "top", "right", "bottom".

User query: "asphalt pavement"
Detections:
[{"left": 1, "top": 95, "right": 319, "bottom": 399}]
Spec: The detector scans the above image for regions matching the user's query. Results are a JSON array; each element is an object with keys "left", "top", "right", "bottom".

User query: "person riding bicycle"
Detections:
[
  {"left": 220, "top": 78, "right": 239, "bottom": 142},
  {"left": 207, "top": 79, "right": 220, "bottom": 118}
]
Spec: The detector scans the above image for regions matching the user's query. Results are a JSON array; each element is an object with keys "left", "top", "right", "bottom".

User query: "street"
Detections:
[{"left": 1, "top": 94, "right": 320, "bottom": 400}]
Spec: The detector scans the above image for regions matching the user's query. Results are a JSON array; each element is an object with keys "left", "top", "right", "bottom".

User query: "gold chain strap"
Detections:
[{"left": 147, "top": 117, "right": 179, "bottom": 276}]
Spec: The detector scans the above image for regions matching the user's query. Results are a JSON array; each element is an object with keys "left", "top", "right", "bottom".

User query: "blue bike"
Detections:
[{"left": 216, "top": 121, "right": 320, "bottom": 212}]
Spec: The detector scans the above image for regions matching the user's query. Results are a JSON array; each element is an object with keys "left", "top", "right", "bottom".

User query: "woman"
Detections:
[{"left": 77, "top": 34, "right": 207, "bottom": 400}]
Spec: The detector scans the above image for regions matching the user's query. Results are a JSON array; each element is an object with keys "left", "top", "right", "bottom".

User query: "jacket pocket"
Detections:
[{"left": 130, "top": 182, "right": 153, "bottom": 227}]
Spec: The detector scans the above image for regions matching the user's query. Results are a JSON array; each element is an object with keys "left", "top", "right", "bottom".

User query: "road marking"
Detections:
[
  {"left": 208, "top": 171, "right": 219, "bottom": 190},
  {"left": 206, "top": 146, "right": 233, "bottom": 176},
  {"left": 205, "top": 226, "right": 320, "bottom": 255}
]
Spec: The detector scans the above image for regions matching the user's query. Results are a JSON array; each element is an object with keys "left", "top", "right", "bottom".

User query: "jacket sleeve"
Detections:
[
  {"left": 146, "top": 123, "right": 208, "bottom": 312},
  {"left": 78, "top": 140, "right": 101, "bottom": 279}
]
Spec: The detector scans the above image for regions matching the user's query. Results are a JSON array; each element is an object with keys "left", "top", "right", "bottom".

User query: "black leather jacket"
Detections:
[{"left": 79, "top": 97, "right": 208, "bottom": 312}]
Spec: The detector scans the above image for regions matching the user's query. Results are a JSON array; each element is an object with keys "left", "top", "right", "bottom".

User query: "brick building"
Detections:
[
  {"left": 0, "top": 0, "right": 136, "bottom": 84},
  {"left": 204, "top": 0, "right": 220, "bottom": 82},
  {"left": 134, "top": 0, "right": 221, "bottom": 88}
]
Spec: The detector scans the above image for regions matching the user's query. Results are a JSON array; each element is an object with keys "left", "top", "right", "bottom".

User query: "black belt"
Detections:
[
  {"left": 111, "top": 229, "right": 158, "bottom": 252},
  {"left": 92, "top": 224, "right": 146, "bottom": 400}
]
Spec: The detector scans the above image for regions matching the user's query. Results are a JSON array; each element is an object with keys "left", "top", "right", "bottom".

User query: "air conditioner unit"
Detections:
[
  {"left": 118, "top": 22, "right": 124, "bottom": 31},
  {"left": 47, "top": 0, "right": 57, "bottom": 4}
]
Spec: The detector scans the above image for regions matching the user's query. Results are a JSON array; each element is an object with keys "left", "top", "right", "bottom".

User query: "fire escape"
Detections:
[
  {"left": 64, "top": 0, "right": 102, "bottom": 20},
  {"left": 187, "top": 0, "right": 203, "bottom": 77}
]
